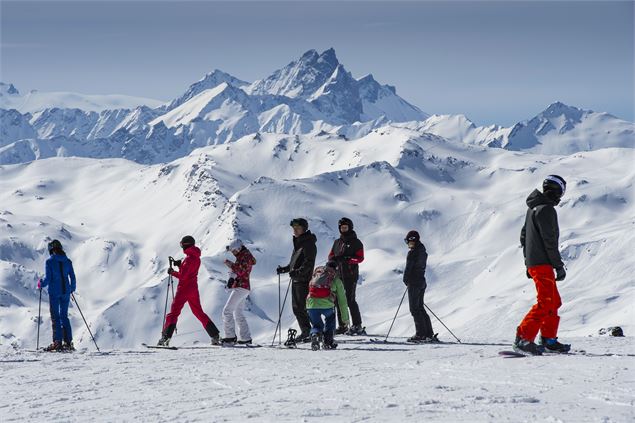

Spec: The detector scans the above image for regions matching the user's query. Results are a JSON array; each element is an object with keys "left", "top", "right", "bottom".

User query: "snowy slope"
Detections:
[
  {"left": 1, "top": 336, "right": 633, "bottom": 422},
  {"left": 0, "top": 128, "right": 633, "bottom": 354},
  {"left": 0, "top": 82, "right": 165, "bottom": 113}
]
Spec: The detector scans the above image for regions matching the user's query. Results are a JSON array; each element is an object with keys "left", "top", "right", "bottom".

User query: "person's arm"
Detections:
[
  {"left": 347, "top": 239, "right": 364, "bottom": 264},
  {"left": 295, "top": 242, "right": 317, "bottom": 280},
  {"left": 172, "top": 257, "right": 192, "bottom": 280},
  {"left": 535, "top": 207, "right": 564, "bottom": 268},
  {"left": 41, "top": 260, "right": 51, "bottom": 288},
  {"left": 68, "top": 260, "right": 76, "bottom": 293},
  {"left": 520, "top": 222, "right": 527, "bottom": 251},
  {"left": 418, "top": 245, "right": 428, "bottom": 275},
  {"left": 334, "top": 278, "right": 350, "bottom": 325}
]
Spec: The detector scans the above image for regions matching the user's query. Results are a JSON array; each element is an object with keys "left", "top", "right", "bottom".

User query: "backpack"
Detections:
[{"left": 308, "top": 266, "right": 336, "bottom": 300}]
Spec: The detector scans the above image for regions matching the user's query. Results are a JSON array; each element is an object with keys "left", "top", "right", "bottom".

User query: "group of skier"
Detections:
[{"left": 36, "top": 175, "right": 570, "bottom": 356}]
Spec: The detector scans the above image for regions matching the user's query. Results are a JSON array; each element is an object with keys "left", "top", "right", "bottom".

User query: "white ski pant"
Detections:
[{"left": 222, "top": 287, "right": 251, "bottom": 340}]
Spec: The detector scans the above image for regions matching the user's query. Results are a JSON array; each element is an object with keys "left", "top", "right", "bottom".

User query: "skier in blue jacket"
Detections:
[{"left": 38, "top": 239, "right": 76, "bottom": 351}]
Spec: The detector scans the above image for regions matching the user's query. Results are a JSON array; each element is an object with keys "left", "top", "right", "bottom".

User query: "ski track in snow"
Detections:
[{"left": 1, "top": 337, "right": 633, "bottom": 422}]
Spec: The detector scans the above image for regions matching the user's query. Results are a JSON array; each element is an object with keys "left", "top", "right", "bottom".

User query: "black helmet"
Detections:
[
  {"left": 180, "top": 235, "right": 195, "bottom": 249},
  {"left": 289, "top": 218, "right": 308, "bottom": 230},
  {"left": 326, "top": 260, "right": 338, "bottom": 269},
  {"left": 543, "top": 175, "right": 566, "bottom": 197},
  {"left": 404, "top": 230, "right": 420, "bottom": 244},
  {"left": 338, "top": 217, "right": 354, "bottom": 230},
  {"left": 48, "top": 239, "right": 64, "bottom": 255}
]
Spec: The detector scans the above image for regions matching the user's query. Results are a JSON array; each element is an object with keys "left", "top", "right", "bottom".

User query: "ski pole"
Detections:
[
  {"left": 71, "top": 293, "right": 100, "bottom": 352},
  {"left": 271, "top": 277, "right": 292, "bottom": 347},
  {"left": 278, "top": 273, "right": 281, "bottom": 346},
  {"left": 162, "top": 275, "right": 171, "bottom": 330},
  {"left": 36, "top": 287, "right": 42, "bottom": 350},
  {"left": 424, "top": 303, "right": 461, "bottom": 343},
  {"left": 384, "top": 286, "right": 408, "bottom": 342}
]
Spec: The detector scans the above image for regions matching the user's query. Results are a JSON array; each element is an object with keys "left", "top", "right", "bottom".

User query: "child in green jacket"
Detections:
[{"left": 306, "top": 260, "right": 350, "bottom": 350}]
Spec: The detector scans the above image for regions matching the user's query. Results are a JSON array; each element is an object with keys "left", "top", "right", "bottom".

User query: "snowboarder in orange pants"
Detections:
[{"left": 515, "top": 175, "right": 571, "bottom": 355}]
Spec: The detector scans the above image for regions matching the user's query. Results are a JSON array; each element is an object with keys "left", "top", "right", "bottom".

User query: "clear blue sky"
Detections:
[{"left": 1, "top": 1, "right": 633, "bottom": 125}]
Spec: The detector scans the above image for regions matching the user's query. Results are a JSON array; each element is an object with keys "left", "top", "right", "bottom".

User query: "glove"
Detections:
[
  {"left": 227, "top": 277, "right": 235, "bottom": 289},
  {"left": 555, "top": 267, "right": 566, "bottom": 281},
  {"left": 526, "top": 270, "right": 532, "bottom": 279},
  {"left": 167, "top": 268, "right": 174, "bottom": 275},
  {"left": 276, "top": 265, "right": 288, "bottom": 275},
  {"left": 173, "top": 259, "right": 182, "bottom": 267},
  {"left": 289, "top": 269, "right": 299, "bottom": 278},
  {"left": 37, "top": 279, "right": 42, "bottom": 289}
]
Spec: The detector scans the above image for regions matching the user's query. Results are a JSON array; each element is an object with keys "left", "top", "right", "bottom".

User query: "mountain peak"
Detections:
[
  {"left": 0, "top": 82, "right": 20, "bottom": 96},
  {"left": 541, "top": 101, "right": 585, "bottom": 117},
  {"left": 318, "top": 48, "right": 338, "bottom": 66}
]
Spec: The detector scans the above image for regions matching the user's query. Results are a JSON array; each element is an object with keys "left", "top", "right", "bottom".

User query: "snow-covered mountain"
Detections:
[
  {"left": 0, "top": 82, "right": 165, "bottom": 113},
  {"left": 1, "top": 50, "right": 632, "bottom": 165},
  {"left": 416, "top": 102, "right": 634, "bottom": 154},
  {"left": 1, "top": 126, "right": 633, "bottom": 352}
]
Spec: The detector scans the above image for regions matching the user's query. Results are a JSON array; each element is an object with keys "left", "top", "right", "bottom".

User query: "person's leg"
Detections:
[
  {"left": 344, "top": 278, "right": 362, "bottom": 327},
  {"left": 518, "top": 265, "right": 556, "bottom": 342},
  {"left": 59, "top": 294, "right": 72, "bottom": 343},
  {"left": 408, "top": 284, "right": 424, "bottom": 336},
  {"left": 233, "top": 288, "right": 251, "bottom": 341},
  {"left": 222, "top": 289, "right": 240, "bottom": 338},
  {"left": 323, "top": 308, "right": 337, "bottom": 345},
  {"left": 419, "top": 287, "right": 434, "bottom": 338},
  {"left": 307, "top": 309, "right": 325, "bottom": 335},
  {"left": 539, "top": 275, "right": 562, "bottom": 339},
  {"left": 187, "top": 287, "right": 220, "bottom": 338},
  {"left": 291, "top": 282, "right": 311, "bottom": 334},
  {"left": 49, "top": 294, "right": 62, "bottom": 343},
  {"left": 335, "top": 296, "right": 344, "bottom": 328},
  {"left": 163, "top": 285, "right": 188, "bottom": 332}
]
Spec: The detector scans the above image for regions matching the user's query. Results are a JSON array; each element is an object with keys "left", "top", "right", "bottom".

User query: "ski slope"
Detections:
[{"left": 1, "top": 336, "right": 633, "bottom": 422}]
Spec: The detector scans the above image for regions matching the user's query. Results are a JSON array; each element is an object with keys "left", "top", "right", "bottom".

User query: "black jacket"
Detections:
[
  {"left": 328, "top": 230, "right": 364, "bottom": 281},
  {"left": 520, "top": 189, "right": 564, "bottom": 269},
  {"left": 403, "top": 241, "right": 427, "bottom": 287},
  {"left": 282, "top": 230, "right": 317, "bottom": 284}
]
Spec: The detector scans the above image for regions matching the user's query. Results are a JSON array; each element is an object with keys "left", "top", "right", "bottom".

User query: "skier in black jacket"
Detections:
[
  {"left": 515, "top": 175, "right": 570, "bottom": 355},
  {"left": 403, "top": 230, "right": 437, "bottom": 343},
  {"left": 328, "top": 217, "right": 365, "bottom": 335},
  {"left": 277, "top": 218, "right": 317, "bottom": 342}
]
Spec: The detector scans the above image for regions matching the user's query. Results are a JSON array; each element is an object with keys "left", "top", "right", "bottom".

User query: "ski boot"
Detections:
[
  {"left": 311, "top": 333, "right": 322, "bottom": 351},
  {"left": 62, "top": 341, "right": 75, "bottom": 351},
  {"left": 44, "top": 341, "right": 63, "bottom": 352},
  {"left": 335, "top": 325, "right": 349, "bottom": 335},
  {"left": 237, "top": 339, "right": 252, "bottom": 345},
  {"left": 221, "top": 336, "right": 237, "bottom": 346},
  {"left": 158, "top": 324, "right": 176, "bottom": 346},
  {"left": 284, "top": 328, "right": 297, "bottom": 349},
  {"left": 346, "top": 325, "right": 367, "bottom": 336},
  {"left": 422, "top": 333, "right": 440, "bottom": 344},
  {"left": 323, "top": 332, "right": 338, "bottom": 350},
  {"left": 295, "top": 331, "right": 311, "bottom": 343},
  {"left": 513, "top": 335, "right": 543, "bottom": 356},
  {"left": 407, "top": 334, "right": 425, "bottom": 343},
  {"left": 539, "top": 336, "right": 571, "bottom": 353},
  {"left": 210, "top": 335, "right": 221, "bottom": 346}
]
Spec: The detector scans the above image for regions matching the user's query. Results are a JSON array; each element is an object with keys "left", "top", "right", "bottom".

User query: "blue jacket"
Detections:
[{"left": 41, "top": 254, "right": 76, "bottom": 296}]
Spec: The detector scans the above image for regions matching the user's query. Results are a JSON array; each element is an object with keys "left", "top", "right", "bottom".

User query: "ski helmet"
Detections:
[
  {"left": 338, "top": 217, "right": 354, "bottom": 231},
  {"left": 404, "top": 230, "right": 420, "bottom": 244},
  {"left": 180, "top": 235, "right": 195, "bottom": 249},
  {"left": 326, "top": 260, "right": 338, "bottom": 269},
  {"left": 226, "top": 239, "right": 243, "bottom": 251},
  {"left": 47, "top": 239, "right": 63, "bottom": 255},
  {"left": 543, "top": 175, "right": 566, "bottom": 197},
  {"left": 289, "top": 218, "right": 309, "bottom": 230}
]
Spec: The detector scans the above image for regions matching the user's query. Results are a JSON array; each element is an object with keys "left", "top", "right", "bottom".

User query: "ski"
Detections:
[
  {"left": 179, "top": 344, "right": 263, "bottom": 349},
  {"left": 142, "top": 343, "right": 178, "bottom": 350},
  {"left": 499, "top": 350, "right": 528, "bottom": 358}
]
